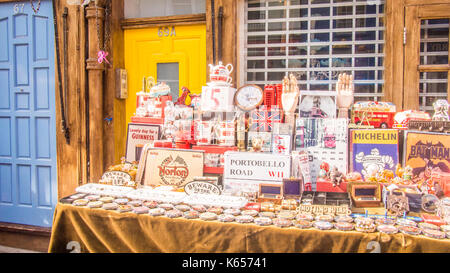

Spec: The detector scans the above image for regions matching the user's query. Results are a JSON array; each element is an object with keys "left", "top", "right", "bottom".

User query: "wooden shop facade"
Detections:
[{"left": 1, "top": 0, "right": 450, "bottom": 229}]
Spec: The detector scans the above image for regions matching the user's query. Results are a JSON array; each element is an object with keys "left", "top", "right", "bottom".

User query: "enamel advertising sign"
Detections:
[
  {"left": 404, "top": 131, "right": 450, "bottom": 179},
  {"left": 142, "top": 148, "right": 204, "bottom": 187},
  {"left": 350, "top": 129, "right": 399, "bottom": 178}
]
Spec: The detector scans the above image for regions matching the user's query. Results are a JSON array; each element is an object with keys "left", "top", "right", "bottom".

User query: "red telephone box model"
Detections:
[{"left": 351, "top": 101, "right": 396, "bottom": 128}]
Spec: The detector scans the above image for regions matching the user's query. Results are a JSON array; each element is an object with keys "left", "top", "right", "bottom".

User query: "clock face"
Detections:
[{"left": 234, "top": 85, "right": 263, "bottom": 111}]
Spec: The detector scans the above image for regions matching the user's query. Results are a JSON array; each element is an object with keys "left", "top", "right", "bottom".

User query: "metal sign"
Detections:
[
  {"left": 100, "top": 171, "right": 137, "bottom": 188},
  {"left": 184, "top": 181, "right": 222, "bottom": 196}
]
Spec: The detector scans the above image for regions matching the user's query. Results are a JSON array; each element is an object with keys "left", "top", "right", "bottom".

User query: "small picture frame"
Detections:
[
  {"left": 299, "top": 90, "right": 337, "bottom": 118},
  {"left": 125, "top": 123, "right": 161, "bottom": 163},
  {"left": 272, "top": 134, "right": 292, "bottom": 155}
]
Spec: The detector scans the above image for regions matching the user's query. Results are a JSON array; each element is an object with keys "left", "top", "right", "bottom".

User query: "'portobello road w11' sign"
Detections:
[
  {"left": 222, "top": 152, "right": 291, "bottom": 193},
  {"left": 223, "top": 151, "right": 291, "bottom": 181}
]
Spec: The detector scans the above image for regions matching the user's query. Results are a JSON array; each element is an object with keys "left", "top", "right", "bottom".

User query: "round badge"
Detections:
[
  {"left": 72, "top": 199, "right": 89, "bottom": 206},
  {"left": 418, "top": 222, "right": 440, "bottom": 231},
  {"left": 87, "top": 201, "right": 103, "bottom": 208},
  {"left": 224, "top": 208, "right": 241, "bottom": 216},
  {"left": 293, "top": 220, "right": 313, "bottom": 229},
  {"left": 158, "top": 203, "right": 175, "bottom": 211},
  {"left": 254, "top": 217, "right": 272, "bottom": 226},
  {"left": 241, "top": 210, "right": 259, "bottom": 217},
  {"left": 259, "top": 211, "right": 276, "bottom": 219},
  {"left": 314, "top": 221, "right": 333, "bottom": 230},
  {"left": 148, "top": 208, "right": 165, "bottom": 216},
  {"left": 183, "top": 210, "right": 200, "bottom": 219},
  {"left": 235, "top": 215, "right": 254, "bottom": 224},
  {"left": 218, "top": 214, "right": 236, "bottom": 223},
  {"left": 133, "top": 206, "right": 150, "bottom": 214},
  {"left": 296, "top": 213, "right": 314, "bottom": 222},
  {"left": 399, "top": 225, "right": 421, "bottom": 236},
  {"left": 334, "top": 215, "right": 353, "bottom": 223},
  {"left": 422, "top": 229, "right": 446, "bottom": 239},
  {"left": 128, "top": 200, "right": 143, "bottom": 207},
  {"left": 114, "top": 198, "right": 129, "bottom": 205},
  {"left": 200, "top": 212, "right": 218, "bottom": 221},
  {"left": 175, "top": 204, "right": 192, "bottom": 212},
  {"left": 165, "top": 209, "right": 183, "bottom": 218},
  {"left": 102, "top": 202, "right": 119, "bottom": 210},
  {"left": 334, "top": 222, "right": 354, "bottom": 231},
  {"left": 207, "top": 207, "right": 224, "bottom": 215},
  {"left": 396, "top": 218, "right": 417, "bottom": 227},
  {"left": 118, "top": 205, "right": 133, "bottom": 213},
  {"left": 99, "top": 196, "right": 114, "bottom": 203},
  {"left": 143, "top": 201, "right": 159, "bottom": 209},
  {"left": 377, "top": 224, "right": 398, "bottom": 234},
  {"left": 273, "top": 218, "right": 292, "bottom": 228}
]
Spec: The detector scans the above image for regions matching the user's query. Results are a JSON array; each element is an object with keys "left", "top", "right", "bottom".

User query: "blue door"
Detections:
[{"left": 0, "top": 0, "right": 57, "bottom": 227}]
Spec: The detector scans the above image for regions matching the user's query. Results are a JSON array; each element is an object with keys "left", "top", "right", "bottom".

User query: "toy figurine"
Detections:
[
  {"left": 319, "top": 162, "right": 330, "bottom": 178},
  {"left": 175, "top": 86, "right": 191, "bottom": 106},
  {"left": 330, "top": 166, "right": 345, "bottom": 187},
  {"left": 432, "top": 99, "right": 449, "bottom": 121},
  {"left": 336, "top": 73, "right": 354, "bottom": 119}
]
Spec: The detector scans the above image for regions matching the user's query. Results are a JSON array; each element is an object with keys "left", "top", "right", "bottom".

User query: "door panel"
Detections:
[
  {"left": 124, "top": 24, "right": 207, "bottom": 125},
  {"left": 404, "top": 4, "right": 450, "bottom": 112},
  {"left": 0, "top": 0, "right": 57, "bottom": 227}
]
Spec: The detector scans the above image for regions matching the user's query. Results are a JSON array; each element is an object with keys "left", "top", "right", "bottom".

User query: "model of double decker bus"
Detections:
[{"left": 351, "top": 101, "right": 396, "bottom": 128}]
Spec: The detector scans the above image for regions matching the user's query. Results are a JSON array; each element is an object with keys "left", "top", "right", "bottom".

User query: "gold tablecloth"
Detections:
[{"left": 48, "top": 203, "right": 450, "bottom": 253}]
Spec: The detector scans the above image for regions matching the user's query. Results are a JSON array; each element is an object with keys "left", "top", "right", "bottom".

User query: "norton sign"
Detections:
[{"left": 223, "top": 151, "right": 291, "bottom": 182}]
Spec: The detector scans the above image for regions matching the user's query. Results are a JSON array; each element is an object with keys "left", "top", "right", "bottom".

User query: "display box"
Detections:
[
  {"left": 192, "top": 145, "right": 238, "bottom": 174},
  {"left": 349, "top": 129, "right": 399, "bottom": 178},
  {"left": 294, "top": 118, "right": 348, "bottom": 190},
  {"left": 257, "top": 183, "right": 283, "bottom": 204},
  {"left": 348, "top": 182, "right": 383, "bottom": 208},
  {"left": 139, "top": 148, "right": 204, "bottom": 188},
  {"left": 316, "top": 181, "right": 348, "bottom": 193},
  {"left": 403, "top": 131, "right": 450, "bottom": 179},
  {"left": 282, "top": 178, "right": 303, "bottom": 200}
]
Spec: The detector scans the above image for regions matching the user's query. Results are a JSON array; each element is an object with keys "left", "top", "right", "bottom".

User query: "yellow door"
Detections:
[{"left": 124, "top": 24, "right": 207, "bottom": 125}]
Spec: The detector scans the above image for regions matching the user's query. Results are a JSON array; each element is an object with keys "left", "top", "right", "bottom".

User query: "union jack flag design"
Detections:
[{"left": 250, "top": 109, "right": 281, "bottom": 132}]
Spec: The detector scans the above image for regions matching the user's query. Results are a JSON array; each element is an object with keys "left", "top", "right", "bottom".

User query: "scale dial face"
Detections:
[{"left": 234, "top": 84, "right": 264, "bottom": 111}]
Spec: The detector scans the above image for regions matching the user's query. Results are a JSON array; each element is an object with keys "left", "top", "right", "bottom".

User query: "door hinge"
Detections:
[{"left": 403, "top": 27, "right": 407, "bottom": 45}]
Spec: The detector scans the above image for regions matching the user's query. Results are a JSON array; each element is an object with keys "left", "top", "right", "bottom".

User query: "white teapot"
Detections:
[{"left": 209, "top": 61, "right": 233, "bottom": 85}]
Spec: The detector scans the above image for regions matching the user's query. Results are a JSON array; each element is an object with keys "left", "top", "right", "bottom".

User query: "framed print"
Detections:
[
  {"left": 125, "top": 123, "right": 161, "bottom": 163},
  {"left": 272, "top": 134, "right": 292, "bottom": 155},
  {"left": 299, "top": 90, "right": 337, "bottom": 118}
]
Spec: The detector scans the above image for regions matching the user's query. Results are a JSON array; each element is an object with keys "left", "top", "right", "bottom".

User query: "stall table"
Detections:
[{"left": 48, "top": 203, "right": 450, "bottom": 253}]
